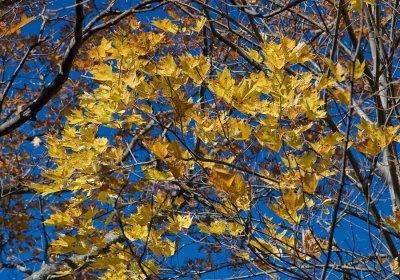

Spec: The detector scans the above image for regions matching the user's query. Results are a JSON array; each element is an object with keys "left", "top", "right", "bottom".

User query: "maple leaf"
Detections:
[
  {"left": 355, "top": 120, "right": 400, "bottom": 155},
  {"left": 269, "top": 189, "right": 305, "bottom": 224},
  {"left": 199, "top": 220, "right": 227, "bottom": 235},
  {"left": 168, "top": 214, "right": 192, "bottom": 234},
  {"left": 255, "top": 126, "right": 282, "bottom": 152},
  {"left": 91, "top": 64, "right": 114, "bottom": 81},
  {"left": 153, "top": 19, "right": 179, "bottom": 34},
  {"left": 250, "top": 238, "right": 282, "bottom": 259}
]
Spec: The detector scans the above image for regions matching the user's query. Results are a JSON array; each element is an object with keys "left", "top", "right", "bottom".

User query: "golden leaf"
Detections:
[
  {"left": 0, "top": 13, "right": 36, "bottom": 38},
  {"left": 91, "top": 64, "right": 114, "bottom": 81},
  {"left": 168, "top": 214, "right": 192, "bottom": 234},
  {"left": 255, "top": 126, "right": 281, "bottom": 152},
  {"left": 153, "top": 19, "right": 179, "bottom": 34},
  {"left": 193, "top": 16, "right": 207, "bottom": 33}
]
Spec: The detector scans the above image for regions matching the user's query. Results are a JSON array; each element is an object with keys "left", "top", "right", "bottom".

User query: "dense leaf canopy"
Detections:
[{"left": 0, "top": 0, "right": 400, "bottom": 279}]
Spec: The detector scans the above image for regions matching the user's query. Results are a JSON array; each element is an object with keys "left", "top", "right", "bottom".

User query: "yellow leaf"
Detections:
[
  {"left": 125, "top": 205, "right": 153, "bottom": 226},
  {"left": 350, "top": 0, "right": 371, "bottom": 13},
  {"left": 390, "top": 258, "right": 400, "bottom": 275},
  {"left": 55, "top": 266, "right": 74, "bottom": 275},
  {"left": 324, "top": 58, "right": 347, "bottom": 82},
  {"left": 225, "top": 118, "right": 252, "bottom": 140},
  {"left": 250, "top": 238, "right": 281, "bottom": 259},
  {"left": 235, "top": 251, "right": 250, "bottom": 260},
  {"left": 155, "top": 54, "right": 180, "bottom": 77},
  {"left": 281, "top": 36, "right": 296, "bottom": 61},
  {"left": 51, "top": 234, "right": 77, "bottom": 254},
  {"left": 316, "top": 75, "right": 335, "bottom": 91},
  {"left": 126, "top": 114, "right": 144, "bottom": 125},
  {"left": 166, "top": 160, "right": 185, "bottom": 178},
  {"left": 284, "top": 131, "right": 303, "bottom": 149},
  {"left": 193, "top": 17, "right": 207, "bottom": 33},
  {"left": 232, "top": 78, "right": 263, "bottom": 114},
  {"left": 129, "top": 17, "right": 141, "bottom": 30},
  {"left": 297, "top": 152, "right": 317, "bottom": 171},
  {"left": 262, "top": 41, "right": 285, "bottom": 70},
  {"left": 291, "top": 41, "right": 314, "bottom": 64},
  {"left": 93, "top": 137, "right": 109, "bottom": 153},
  {"left": 209, "top": 220, "right": 227, "bottom": 234},
  {"left": 332, "top": 89, "right": 350, "bottom": 105},
  {"left": 143, "top": 167, "right": 173, "bottom": 181},
  {"left": 28, "top": 182, "right": 64, "bottom": 196},
  {"left": 282, "top": 154, "right": 297, "bottom": 168},
  {"left": 125, "top": 225, "right": 148, "bottom": 241},
  {"left": 180, "top": 54, "right": 210, "bottom": 85},
  {"left": 227, "top": 222, "right": 243, "bottom": 236},
  {"left": 43, "top": 212, "right": 74, "bottom": 227},
  {"left": 91, "top": 64, "right": 114, "bottom": 81},
  {"left": 354, "top": 60, "right": 365, "bottom": 79},
  {"left": 245, "top": 48, "right": 263, "bottom": 64},
  {"left": 211, "top": 67, "right": 235, "bottom": 103},
  {"left": 302, "top": 172, "right": 319, "bottom": 194},
  {"left": 269, "top": 189, "right": 304, "bottom": 224},
  {"left": 282, "top": 189, "right": 305, "bottom": 212},
  {"left": 305, "top": 197, "right": 315, "bottom": 207},
  {"left": 168, "top": 140, "right": 190, "bottom": 160},
  {"left": 198, "top": 220, "right": 226, "bottom": 235},
  {"left": 210, "top": 166, "right": 236, "bottom": 190},
  {"left": 168, "top": 89, "right": 193, "bottom": 121},
  {"left": 153, "top": 19, "right": 179, "bottom": 34},
  {"left": 255, "top": 126, "right": 281, "bottom": 152},
  {"left": 355, "top": 120, "right": 400, "bottom": 155},
  {"left": 302, "top": 90, "right": 326, "bottom": 120},
  {"left": 132, "top": 259, "right": 160, "bottom": 277},
  {"left": 161, "top": 238, "right": 176, "bottom": 257},
  {"left": 146, "top": 138, "right": 169, "bottom": 159},
  {"left": 168, "top": 214, "right": 192, "bottom": 234},
  {"left": 92, "top": 37, "right": 113, "bottom": 59},
  {"left": 66, "top": 110, "right": 86, "bottom": 125}
]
